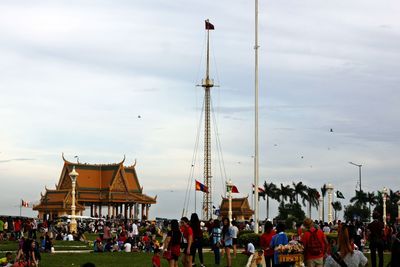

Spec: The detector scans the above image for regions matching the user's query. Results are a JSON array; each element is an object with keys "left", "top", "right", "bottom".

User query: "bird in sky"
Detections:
[
  {"left": 138, "top": 115, "right": 141, "bottom": 118},
  {"left": 330, "top": 128, "right": 334, "bottom": 132}
]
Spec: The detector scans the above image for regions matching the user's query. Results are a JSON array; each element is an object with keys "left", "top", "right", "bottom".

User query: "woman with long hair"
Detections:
[
  {"left": 221, "top": 217, "right": 233, "bottom": 267},
  {"left": 324, "top": 225, "right": 368, "bottom": 267},
  {"left": 260, "top": 221, "right": 275, "bottom": 267},
  {"left": 190, "top": 213, "right": 205, "bottom": 267},
  {"left": 162, "top": 220, "right": 182, "bottom": 267}
]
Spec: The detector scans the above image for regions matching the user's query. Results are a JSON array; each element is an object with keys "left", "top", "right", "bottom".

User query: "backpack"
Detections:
[{"left": 307, "top": 230, "right": 323, "bottom": 256}]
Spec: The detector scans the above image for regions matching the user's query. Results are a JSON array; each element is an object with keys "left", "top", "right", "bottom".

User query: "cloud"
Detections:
[{"left": 0, "top": 158, "right": 36, "bottom": 163}]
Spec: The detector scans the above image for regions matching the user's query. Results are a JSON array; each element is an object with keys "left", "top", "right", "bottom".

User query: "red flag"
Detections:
[
  {"left": 252, "top": 184, "right": 265, "bottom": 193},
  {"left": 195, "top": 180, "right": 209, "bottom": 193},
  {"left": 21, "top": 200, "right": 29, "bottom": 207},
  {"left": 231, "top": 185, "right": 239, "bottom": 193},
  {"left": 205, "top": 20, "right": 215, "bottom": 30}
]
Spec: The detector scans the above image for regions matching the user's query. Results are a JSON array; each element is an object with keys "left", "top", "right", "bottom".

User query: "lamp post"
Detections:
[
  {"left": 226, "top": 179, "right": 233, "bottom": 223},
  {"left": 349, "top": 162, "right": 362, "bottom": 192},
  {"left": 326, "top": 184, "right": 334, "bottom": 224},
  {"left": 69, "top": 166, "right": 79, "bottom": 233},
  {"left": 382, "top": 187, "right": 388, "bottom": 226}
]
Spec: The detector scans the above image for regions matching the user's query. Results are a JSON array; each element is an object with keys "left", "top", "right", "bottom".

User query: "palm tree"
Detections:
[
  {"left": 304, "top": 187, "right": 320, "bottom": 218},
  {"left": 350, "top": 190, "right": 368, "bottom": 207},
  {"left": 292, "top": 181, "right": 308, "bottom": 204},
  {"left": 263, "top": 181, "right": 277, "bottom": 219},
  {"left": 367, "top": 191, "right": 378, "bottom": 221},
  {"left": 331, "top": 201, "right": 342, "bottom": 221},
  {"left": 320, "top": 184, "right": 327, "bottom": 222},
  {"left": 276, "top": 183, "right": 294, "bottom": 204}
]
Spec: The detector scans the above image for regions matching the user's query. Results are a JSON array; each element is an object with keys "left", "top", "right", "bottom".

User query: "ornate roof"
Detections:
[
  {"left": 33, "top": 155, "right": 156, "bottom": 212},
  {"left": 219, "top": 197, "right": 254, "bottom": 216}
]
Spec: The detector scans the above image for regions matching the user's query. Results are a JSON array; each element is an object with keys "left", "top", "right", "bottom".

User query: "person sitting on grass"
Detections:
[
  {"left": 0, "top": 252, "right": 13, "bottom": 267},
  {"left": 152, "top": 248, "right": 161, "bottom": 267},
  {"left": 252, "top": 250, "right": 264, "bottom": 267}
]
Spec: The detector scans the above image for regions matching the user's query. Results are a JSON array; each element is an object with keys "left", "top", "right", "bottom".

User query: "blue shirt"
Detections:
[{"left": 270, "top": 232, "right": 289, "bottom": 264}]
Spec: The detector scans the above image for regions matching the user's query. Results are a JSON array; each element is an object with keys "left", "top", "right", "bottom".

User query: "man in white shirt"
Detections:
[
  {"left": 124, "top": 242, "right": 132, "bottom": 252},
  {"left": 231, "top": 221, "right": 239, "bottom": 257},
  {"left": 132, "top": 221, "right": 139, "bottom": 247}
]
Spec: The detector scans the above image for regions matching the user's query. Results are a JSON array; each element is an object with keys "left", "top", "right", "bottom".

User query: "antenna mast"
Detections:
[{"left": 202, "top": 19, "right": 214, "bottom": 220}]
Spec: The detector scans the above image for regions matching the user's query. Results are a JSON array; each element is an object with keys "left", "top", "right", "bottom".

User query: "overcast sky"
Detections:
[{"left": 1, "top": 0, "right": 399, "bottom": 220}]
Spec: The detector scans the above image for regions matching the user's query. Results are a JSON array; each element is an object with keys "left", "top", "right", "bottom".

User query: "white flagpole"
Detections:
[{"left": 253, "top": 0, "right": 260, "bottom": 234}]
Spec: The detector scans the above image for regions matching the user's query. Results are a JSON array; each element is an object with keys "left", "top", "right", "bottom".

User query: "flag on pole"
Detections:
[
  {"left": 336, "top": 191, "right": 345, "bottom": 199},
  {"left": 231, "top": 185, "right": 239, "bottom": 193},
  {"left": 21, "top": 200, "right": 29, "bottom": 207},
  {"left": 195, "top": 180, "right": 209, "bottom": 193},
  {"left": 205, "top": 20, "right": 215, "bottom": 30},
  {"left": 252, "top": 184, "right": 265, "bottom": 194}
]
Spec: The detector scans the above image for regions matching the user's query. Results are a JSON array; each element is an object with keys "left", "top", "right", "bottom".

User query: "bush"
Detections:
[{"left": 238, "top": 233, "right": 260, "bottom": 248}]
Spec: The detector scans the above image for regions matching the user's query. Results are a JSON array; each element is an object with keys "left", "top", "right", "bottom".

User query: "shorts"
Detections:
[
  {"left": 305, "top": 257, "right": 324, "bottom": 267},
  {"left": 232, "top": 238, "right": 237, "bottom": 245}
]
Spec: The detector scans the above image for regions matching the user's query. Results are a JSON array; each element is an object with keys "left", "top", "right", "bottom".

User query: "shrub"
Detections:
[{"left": 238, "top": 233, "right": 260, "bottom": 248}]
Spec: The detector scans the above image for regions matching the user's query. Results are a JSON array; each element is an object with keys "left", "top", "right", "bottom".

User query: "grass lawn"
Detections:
[
  {"left": 0, "top": 238, "right": 393, "bottom": 267},
  {"left": 40, "top": 252, "right": 248, "bottom": 267}
]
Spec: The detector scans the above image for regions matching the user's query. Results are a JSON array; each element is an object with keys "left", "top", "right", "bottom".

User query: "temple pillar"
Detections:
[
  {"left": 124, "top": 204, "right": 128, "bottom": 219},
  {"left": 141, "top": 204, "right": 145, "bottom": 220},
  {"left": 130, "top": 204, "right": 134, "bottom": 219},
  {"left": 107, "top": 204, "right": 111, "bottom": 218},
  {"left": 90, "top": 204, "right": 93, "bottom": 217},
  {"left": 145, "top": 204, "right": 149, "bottom": 219},
  {"left": 112, "top": 205, "right": 116, "bottom": 218},
  {"left": 99, "top": 204, "right": 102, "bottom": 217}
]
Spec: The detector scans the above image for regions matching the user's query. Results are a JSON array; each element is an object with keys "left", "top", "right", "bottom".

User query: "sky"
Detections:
[{"left": 0, "top": 0, "right": 399, "bottom": 221}]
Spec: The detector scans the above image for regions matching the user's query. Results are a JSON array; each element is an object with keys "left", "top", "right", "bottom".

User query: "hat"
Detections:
[{"left": 303, "top": 218, "right": 313, "bottom": 228}]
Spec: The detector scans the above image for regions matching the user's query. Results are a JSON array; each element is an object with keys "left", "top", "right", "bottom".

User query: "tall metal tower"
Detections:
[{"left": 202, "top": 19, "right": 214, "bottom": 220}]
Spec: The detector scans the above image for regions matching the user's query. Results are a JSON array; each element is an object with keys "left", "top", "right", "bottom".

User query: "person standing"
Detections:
[
  {"left": 163, "top": 219, "right": 182, "bottom": 267},
  {"left": 222, "top": 217, "right": 234, "bottom": 267},
  {"left": 180, "top": 217, "right": 193, "bottom": 267},
  {"left": 211, "top": 219, "right": 222, "bottom": 265},
  {"left": 231, "top": 221, "right": 239, "bottom": 258},
  {"left": 190, "top": 213, "right": 205, "bottom": 267},
  {"left": 367, "top": 212, "right": 384, "bottom": 267},
  {"left": 270, "top": 222, "right": 289, "bottom": 267},
  {"left": 301, "top": 218, "right": 328, "bottom": 267},
  {"left": 260, "top": 221, "right": 275, "bottom": 267}
]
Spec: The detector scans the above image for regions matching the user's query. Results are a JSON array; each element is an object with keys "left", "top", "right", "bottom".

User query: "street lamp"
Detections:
[
  {"left": 349, "top": 162, "right": 362, "bottom": 192},
  {"left": 226, "top": 179, "right": 233, "bottom": 223},
  {"left": 382, "top": 187, "right": 388, "bottom": 226},
  {"left": 69, "top": 166, "right": 79, "bottom": 233}
]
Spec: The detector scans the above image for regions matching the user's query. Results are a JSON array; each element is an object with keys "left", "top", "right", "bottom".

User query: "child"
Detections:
[
  {"left": 0, "top": 252, "right": 13, "bottom": 267},
  {"left": 152, "top": 248, "right": 161, "bottom": 267}
]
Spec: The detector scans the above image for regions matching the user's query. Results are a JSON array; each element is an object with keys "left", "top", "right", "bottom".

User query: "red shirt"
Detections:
[
  {"left": 301, "top": 228, "right": 326, "bottom": 260},
  {"left": 260, "top": 230, "right": 276, "bottom": 256},
  {"left": 152, "top": 255, "right": 161, "bottom": 267},
  {"left": 180, "top": 225, "right": 193, "bottom": 244}
]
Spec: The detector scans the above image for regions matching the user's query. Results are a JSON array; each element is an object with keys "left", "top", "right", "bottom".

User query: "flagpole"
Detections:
[
  {"left": 253, "top": 0, "right": 260, "bottom": 234},
  {"left": 195, "top": 186, "right": 197, "bottom": 215}
]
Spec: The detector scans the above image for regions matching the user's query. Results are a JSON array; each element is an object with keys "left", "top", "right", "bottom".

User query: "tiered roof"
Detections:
[{"left": 33, "top": 155, "right": 156, "bottom": 213}]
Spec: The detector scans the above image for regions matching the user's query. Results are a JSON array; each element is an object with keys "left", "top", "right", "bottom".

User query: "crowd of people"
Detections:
[{"left": 0, "top": 212, "right": 400, "bottom": 267}]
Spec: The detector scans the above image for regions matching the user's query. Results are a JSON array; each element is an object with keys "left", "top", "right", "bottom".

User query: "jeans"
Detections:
[
  {"left": 370, "top": 240, "right": 384, "bottom": 267},
  {"left": 213, "top": 245, "right": 220, "bottom": 264},
  {"left": 191, "top": 238, "right": 204, "bottom": 264}
]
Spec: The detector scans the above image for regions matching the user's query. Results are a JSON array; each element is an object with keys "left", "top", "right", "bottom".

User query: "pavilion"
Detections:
[
  {"left": 33, "top": 155, "right": 157, "bottom": 220},
  {"left": 219, "top": 197, "right": 254, "bottom": 221}
]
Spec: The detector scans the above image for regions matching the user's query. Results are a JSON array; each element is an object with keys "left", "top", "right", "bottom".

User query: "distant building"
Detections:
[
  {"left": 33, "top": 155, "right": 156, "bottom": 220},
  {"left": 219, "top": 197, "right": 254, "bottom": 221}
]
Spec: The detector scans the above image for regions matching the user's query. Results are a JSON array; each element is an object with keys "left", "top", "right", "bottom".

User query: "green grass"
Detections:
[
  {"left": 0, "top": 239, "right": 393, "bottom": 267},
  {"left": 35, "top": 252, "right": 248, "bottom": 267}
]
